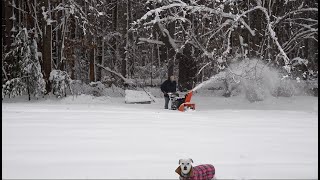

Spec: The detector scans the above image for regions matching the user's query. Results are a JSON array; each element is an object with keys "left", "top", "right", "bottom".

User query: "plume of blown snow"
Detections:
[
  {"left": 193, "top": 58, "right": 301, "bottom": 101},
  {"left": 229, "top": 58, "right": 281, "bottom": 96}
]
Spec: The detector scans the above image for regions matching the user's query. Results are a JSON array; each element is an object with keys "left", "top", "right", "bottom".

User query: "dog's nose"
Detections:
[{"left": 184, "top": 166, "right": 187, "bottom": 170}]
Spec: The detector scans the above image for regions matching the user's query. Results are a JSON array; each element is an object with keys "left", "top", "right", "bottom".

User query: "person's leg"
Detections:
[{"left": 164, "top": 96, "right": 169, "bottom": 109}]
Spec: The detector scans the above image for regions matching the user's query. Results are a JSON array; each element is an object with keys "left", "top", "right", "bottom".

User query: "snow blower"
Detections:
[
  {"left": 168, "top": 91, "right": 195, "bottom": 112},
  {"left": 178, "top": 91, "right": 195, "bottom": 112},
  {"left": 168, "top": 72, "right": 224, "bottom": 111}
]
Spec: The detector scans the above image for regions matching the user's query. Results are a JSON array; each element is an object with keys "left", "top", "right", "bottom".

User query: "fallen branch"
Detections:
[{"left": 95, "top": 64, "right": 134, "bottom": 85}]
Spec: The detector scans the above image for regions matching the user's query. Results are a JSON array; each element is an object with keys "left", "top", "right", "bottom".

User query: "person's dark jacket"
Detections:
[{"left": 161, "top": 79, "right": 177, "bottom": 97}]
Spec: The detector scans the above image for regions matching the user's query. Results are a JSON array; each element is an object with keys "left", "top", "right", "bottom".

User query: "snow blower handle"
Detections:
[{"left": 167, "top": 92, "right": 179, "bottom": 98}]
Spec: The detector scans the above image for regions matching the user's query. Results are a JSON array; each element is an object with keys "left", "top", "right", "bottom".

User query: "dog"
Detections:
[{"left": 175, "top": 158, "right": 215, "bottom": 180}]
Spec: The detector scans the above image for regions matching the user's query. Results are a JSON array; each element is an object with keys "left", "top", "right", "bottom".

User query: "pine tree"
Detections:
[{"left": 3, "top": 28, "right": 46, "bottom": 100}]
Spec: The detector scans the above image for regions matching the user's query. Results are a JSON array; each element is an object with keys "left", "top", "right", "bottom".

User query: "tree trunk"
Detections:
[
  {"left": 118, "top": 0, "right": 128, "bottom": 77},
  {"left": 69, "top": 15, "right": 76, "bottom": 79},
  {"left": 89, "top": 46, "right": 95, "bottom": 82},
  {"left": 2, "top": 0, "right": 5, "bottom": 47},
  {"left": 4, "top": 0, "right": 13, "bottom": 53},
  {"left": 88, "top": 0, "right": 96, "bottom": 82},
  {"left": 127, "top": 0, "right": 134, "bottom": 78},
  {"left": 167, "top": 21, "right": 175, "bottom": 78},
  {"left": 178, "top": 43, "right": 197, "bottom": 91},
  {"left": 177, "top": 12, "right": 197, "bottom": 91},
  {"left": 110, "top": 0, "right": 118, "bottom": 70},
  {"left": 41, "top": 0, "right": 52, "bottom": 94}
]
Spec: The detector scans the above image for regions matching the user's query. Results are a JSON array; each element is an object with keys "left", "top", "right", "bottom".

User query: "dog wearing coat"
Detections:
[{"left": 175, "top": 158, "right": 215, "bottom": 180}]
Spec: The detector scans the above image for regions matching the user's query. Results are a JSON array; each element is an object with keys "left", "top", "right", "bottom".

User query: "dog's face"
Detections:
[{"left": 179, "top": 158, "right": 193, "bottom": 175}]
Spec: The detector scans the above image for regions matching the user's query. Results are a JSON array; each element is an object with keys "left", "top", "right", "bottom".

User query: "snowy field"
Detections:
[{"left": 2, "top": 94, "right": 318, "bottom": 179}]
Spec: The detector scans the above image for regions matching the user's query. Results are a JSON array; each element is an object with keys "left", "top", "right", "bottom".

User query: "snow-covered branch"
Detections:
[
  {"left": 154, "top": 10, "right": 179, "bottom": 52},
  {"left": 273, "top": 8, "right": 318, "bottom": 26},
  {"left": 283, "top": 28, "right": 318, "bottom": 52},
  {"left": 226, "top": 5, "right": 292, "bottom": 70},
  {"left": 95, "top": 64, "right": 134, "bottom": 85},
  {"left": 137, "top": 2, "right": 295, "bottom": 71},
  {"left": 138, "top": 38, "right": 165, "bottom": 45},
  {"left": 196, "top": 62, "right": 212, "bottom": 76}
]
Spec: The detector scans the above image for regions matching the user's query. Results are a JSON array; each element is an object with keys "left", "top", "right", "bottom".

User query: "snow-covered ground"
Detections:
[{"left": 2, "top": 94, "right": 318, "bottom": 179}]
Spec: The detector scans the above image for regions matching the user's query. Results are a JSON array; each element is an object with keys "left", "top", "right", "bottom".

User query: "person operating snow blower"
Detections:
[
  {"left": 161, "top": 75, "right": 196, "bottom": 111},
  {"left": 161, "top": 75, "right": 178, "bottom": 109},
  {"left": 161, "top": 75, "right": 187, "bottom": 110}
]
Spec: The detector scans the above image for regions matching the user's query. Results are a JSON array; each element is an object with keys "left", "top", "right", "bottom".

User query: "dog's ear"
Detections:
[
  {"left": 179, "top": 159, "right": 182, "bottom": 164},
  {"left": 189, "top": 158, "right": 193, "bottom": 163},
  {"left": 175, "top": 166, "right": 181, "bottom": 175},
  {"left": 189, "top": 166, "right": 194, "bottom": 176}
]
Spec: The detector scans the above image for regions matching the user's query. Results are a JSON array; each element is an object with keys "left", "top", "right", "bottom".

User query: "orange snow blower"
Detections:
[
  {"left": 178, "top": 91, "right": 195, "bottom": 112},
  {"left": 168, "top": 91, "right": 195, "bottom": 112}
]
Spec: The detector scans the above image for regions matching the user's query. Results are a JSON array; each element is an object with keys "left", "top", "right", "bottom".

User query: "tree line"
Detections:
[{"left": 2, "top": 0, "right": 318, "bottom": 99}]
